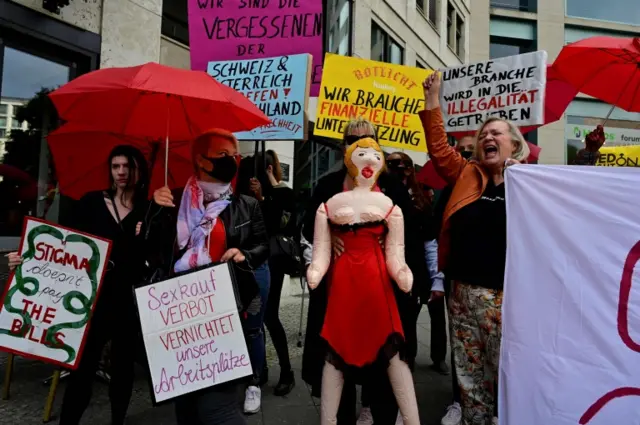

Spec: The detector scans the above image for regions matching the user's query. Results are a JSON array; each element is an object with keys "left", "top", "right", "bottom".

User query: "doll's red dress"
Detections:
[{"left": 321, "top": 221, "right": 405, "bottom": 368}]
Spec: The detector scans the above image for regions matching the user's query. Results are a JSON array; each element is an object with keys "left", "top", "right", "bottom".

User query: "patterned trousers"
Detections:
[{"left": 449, "top": 281, "right": 503, "bottom": 425}]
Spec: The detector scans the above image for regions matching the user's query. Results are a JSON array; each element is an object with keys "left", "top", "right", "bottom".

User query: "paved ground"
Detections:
[{"left": 0, "top": 278, "right": 452, "bottom": 425}]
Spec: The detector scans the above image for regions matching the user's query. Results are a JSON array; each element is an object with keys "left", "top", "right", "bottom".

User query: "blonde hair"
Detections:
[
  {"left": 344, "top": 138, "right": 385, "bottom": 186},
  {"left": 474, "top": 118, "right": 530, "bottom": 162},
  {"left": 343, "top": 117, "right": 378, "bottom": 142},
  {"left": 192, "top": 128, "right": 239, "bottom": 173}
]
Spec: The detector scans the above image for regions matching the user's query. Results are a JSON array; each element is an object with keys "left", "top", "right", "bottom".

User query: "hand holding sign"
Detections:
[{"left": 423, "top": 73, "right": 442, "bottom": 110}]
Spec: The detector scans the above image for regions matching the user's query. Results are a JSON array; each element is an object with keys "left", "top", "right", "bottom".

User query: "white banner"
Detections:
[
  {"left": 0, "top": 218, "right": 111, "bottom": 369},
  {"left": 440, "top": 51, "right": 547, "bottom": 133},
  {"left": 501, "top": 165, "right": 640, "bottom": 425},
  {"left": 135, "top": 262, "right": 252, "bottom": 403}
]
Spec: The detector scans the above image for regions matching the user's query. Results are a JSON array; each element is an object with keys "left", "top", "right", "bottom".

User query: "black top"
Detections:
[
  {"left": 448, "top": 181, "right": 507, "bottom": 290},
  {"left": 146, "top": 192, "right": 269, "bottom": 312},
  {"left": 72, "top": 191, "right": 149, "bottom": 311},
  {"left": 262, "top": 183, "right": 296, "bottom": 238}
]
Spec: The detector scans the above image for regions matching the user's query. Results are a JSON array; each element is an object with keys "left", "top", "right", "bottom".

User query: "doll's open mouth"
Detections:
[{"left": 361, "top": 167, "right": 374, "bottom": 178}]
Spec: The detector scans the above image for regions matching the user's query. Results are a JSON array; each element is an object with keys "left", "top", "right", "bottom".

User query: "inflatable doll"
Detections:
[{"left": 307, "top": 138, "right": 420, "bottom": 425}]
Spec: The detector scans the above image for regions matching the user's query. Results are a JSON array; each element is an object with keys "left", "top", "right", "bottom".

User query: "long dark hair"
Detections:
[
  {"left": 107, "top": 145, "right": 149, "bottom": 207},
  {"left": 255, "top": 150, "right": 282, "bottom": 189},
  {"left": 391, "top": 152, "right": 430, "bottom": 212}
]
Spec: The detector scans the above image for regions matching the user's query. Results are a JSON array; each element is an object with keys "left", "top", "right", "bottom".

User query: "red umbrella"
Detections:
[
  {"left": 47, "top": 124, "right": 194, "bottom": 200},
  {"left": 416, "top": 161, "right": 447, "bottom": 190},
  {"left": 554, "top": 36, "right": 640, "bottom": 114},
  {"left": 49, "top": 62, "right": 270, "bottom": 142},
  {"left": 0, "top": 164, "right": 35, "bottom": 183}
]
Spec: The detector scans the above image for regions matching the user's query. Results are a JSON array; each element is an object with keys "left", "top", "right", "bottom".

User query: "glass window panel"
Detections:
[
  {"left": 371, "top": 23, "right": 385, "bottom": 62},
  {"left": 11, "top": 119, "right": 22, "bottom": 129},
  {"left": 1, "top": 47, "right": 70, "bottom": 237},
  {"left": 490, "top": 0, "right": 536, "bottom": 12},
  {"left": 0, "top": 105, "right": 7, "bottom": 115},
  {"left": 456, "top": 17, "right": 464, "bottom": 57},
  {"left": 417, "top": 0, "right": 425, "bottom": 12},
  {"left": 429, "top": 0, "right": 438, "bottom": 24},
  {"left": 0, "top": 118, "right": 6, "bottom": 128},
  {"left": 566, "top": 0, "right": 640, "bottom": 26},
  {"left": 389, "top": 42, "right": 404, "bottom": 65}
]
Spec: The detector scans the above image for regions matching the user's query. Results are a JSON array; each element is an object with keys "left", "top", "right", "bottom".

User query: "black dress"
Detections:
[{"left": 58, "top": 191, "right": 148, "bottom": 425}]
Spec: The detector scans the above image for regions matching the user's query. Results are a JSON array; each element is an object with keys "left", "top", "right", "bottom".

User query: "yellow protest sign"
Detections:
[
  {"left": 597, "top": 145, "right": 640, "bottom": 167},
  {"left": 314, "top": 53, "right": 433, "bottom": 152}
]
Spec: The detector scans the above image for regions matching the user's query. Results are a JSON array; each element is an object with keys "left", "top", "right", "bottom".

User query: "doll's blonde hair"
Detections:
[{"left": 344, "top": 138, "right": 385, "bottom": 186}]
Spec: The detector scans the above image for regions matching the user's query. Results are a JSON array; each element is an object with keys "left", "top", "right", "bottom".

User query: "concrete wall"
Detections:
[
  {"left": 10, "top": 0, "right": 102, "bottom": 33},
  {"left": 160, "top": 36, "right": 190, "bottom": 70}
]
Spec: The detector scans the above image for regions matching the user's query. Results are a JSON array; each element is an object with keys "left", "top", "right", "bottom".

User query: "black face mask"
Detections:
[
  {"left": 460, "top": 151, "right": 473, "bottom": 160},
  {"left": 201, "top": 155, "right": 238, "bottom": 183}
]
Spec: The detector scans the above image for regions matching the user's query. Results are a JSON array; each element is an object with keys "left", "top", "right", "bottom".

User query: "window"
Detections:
[
  {"left": 162, "top": 0, "right": 189, "bottom": 45},
  {"left": 417, "top": 0, "right": 439, "bottom": 27},
  {"left": 566, "top": 0, "right": 640, "bottom": 26},
  {"left": 447, "top": 3, "right": 465, "bottom": 58},
  {"left": 490, "top": 36, "right": 536, "bottom": 59},
  {"left": 371, "top": 22, "right": 404, "bottom": 65},
  {"left": 490, "top": 0, "right": 536, "bottom": 12},
  {"left": 328, "top": 0, "right": 351, "bottom": 56}
]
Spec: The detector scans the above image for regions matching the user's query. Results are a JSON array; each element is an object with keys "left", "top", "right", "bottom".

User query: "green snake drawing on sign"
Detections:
[{"left": 0, "top": 224, "right": 101, "bottom": 364}]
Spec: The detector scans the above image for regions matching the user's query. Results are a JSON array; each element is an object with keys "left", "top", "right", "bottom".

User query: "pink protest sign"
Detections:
[{"left": 188, "top": 0, "right": 323, "bottom": 96}]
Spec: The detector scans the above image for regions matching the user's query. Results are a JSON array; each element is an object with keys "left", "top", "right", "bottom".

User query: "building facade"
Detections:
[{"left": 469, "top": 0, "right": 640, "bottom": 164}]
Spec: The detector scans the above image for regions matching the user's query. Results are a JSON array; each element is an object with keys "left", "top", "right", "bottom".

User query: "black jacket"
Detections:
[
  {"left": 300, "top": 168, "right": 429, "bottom": 390},
  {"left": 145, "top": 192, "right": 270, "bottom": 312}
]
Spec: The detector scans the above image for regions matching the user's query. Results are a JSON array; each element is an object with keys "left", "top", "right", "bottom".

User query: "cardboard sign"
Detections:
[
  {"left": 208, "top": 54, "right": 312, "bottom": 140},
  {"left": 502, "top": 165, "right": 640, "bottom": 425},
  {"left": 596, "top": 145, "right": 640, "bottom": 167},
  {"left": 440, "top": 51, "right": 547, "bottom": 133},
  {"left": 188, "top": 0, "right": 323, "bottom": 96},
  {"left": 314, "top": 54, "right": 433, "bottom": 152},
  {"left": 0, "top": 218, "right": 111, "bottom": 369},
  {"left": 135, "top": 263, "right": 252, "bottom": 403}
]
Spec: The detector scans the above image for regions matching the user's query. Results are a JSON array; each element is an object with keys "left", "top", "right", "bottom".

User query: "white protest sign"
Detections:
[
  {"left": 135, "top": 262, "right": 252, "bottom": 403},
  {"left": 501, "top": 165, "right": 640, "bottom": 425},
  {"left": 0, "top": 217, "right": 111, "bottom": 369},
  {"left": 440, "top": 51, "right": 547, "bottom": 133}
]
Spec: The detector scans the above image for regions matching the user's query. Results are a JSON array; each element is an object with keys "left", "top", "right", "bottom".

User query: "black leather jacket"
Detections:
[{"left": 144, "top": 193, "right": 269, "bottom": 311}]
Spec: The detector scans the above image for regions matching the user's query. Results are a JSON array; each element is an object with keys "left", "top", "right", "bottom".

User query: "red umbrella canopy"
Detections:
[
  {"left": 554, "top": 36, "right": 640, "bottom": 112},
  {"left": 416, "top": 160, "right": 447, "bottom": 190},
  {"left": 49, "top": 62, "right": 271, "bottom": 141},
  {"left": 47, "top": 124, "right": 194, "bottom": 200}
]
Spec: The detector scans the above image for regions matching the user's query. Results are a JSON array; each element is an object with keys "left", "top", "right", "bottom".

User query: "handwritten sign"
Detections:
[
  {"left": 208, "top": 54, "right": 312, "bottom": 140},
  {"left": 0, "top": 218, "right": 111, "bottom": 369},
  {"left": 188, "top": 0, "right": 323, "bottom": 96},
  {"left": 314, "top": 54, "right": 433, "bottom": 152},
  {"left": 440, "top": 51, "right": 547, "bottom": 133},
  {"left": 502, "top": 165, "right": 640, "bottom": 425},
  {"left": 597, "top": 145, "right": 640, "bottom": 167},
  {"left": 135, "top": 263, "right": 252, "bottom": 403}
]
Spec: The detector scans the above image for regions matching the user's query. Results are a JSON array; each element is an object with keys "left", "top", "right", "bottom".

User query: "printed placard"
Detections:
[
  {"left": 135, "top": 263, "right": 252, "bottom": 403},
  {"left": 314, "top": 53, "right": 433, "bottom": 152},
  {"left": 440, "top": 51, "right": 547, "bottom": 133},
  {"left": 208, "top": 54, "right": 312, "bottom": 140},
  {"left": 188, "top": 0, "right": 323, "bottom": 96},
  {"left": 0, "top": 217, "right": 112, "bottom": 369},
  {"left": 597, "top": 145, "right": 640, "bottom": 167}
]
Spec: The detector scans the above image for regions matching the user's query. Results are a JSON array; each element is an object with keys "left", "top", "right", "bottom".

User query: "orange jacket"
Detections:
[{"left": 419, "top": 107, "right": 491, "bottom": 271}]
